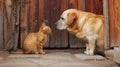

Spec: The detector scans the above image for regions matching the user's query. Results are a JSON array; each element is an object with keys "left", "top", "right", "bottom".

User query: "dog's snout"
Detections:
[
  {"left": 55, "top": 20, "right": 60, "bottom": 25},
  {"left": 55, "top": 22, "right": 58, "bottom": 25}
]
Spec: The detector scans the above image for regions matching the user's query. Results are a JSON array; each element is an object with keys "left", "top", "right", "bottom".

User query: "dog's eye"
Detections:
[{"left": 60, "top": 17, "right": 64, "bottom": 20}]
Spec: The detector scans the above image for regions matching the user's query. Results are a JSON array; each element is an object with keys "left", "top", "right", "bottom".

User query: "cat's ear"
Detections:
[{"left": 41, "top": 22, "right": 46, "bottom": 26}]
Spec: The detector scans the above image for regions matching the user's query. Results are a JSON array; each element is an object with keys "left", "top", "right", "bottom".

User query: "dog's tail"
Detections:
[{"left": 10, "top": 50, "right": 24, "bottom": 54}]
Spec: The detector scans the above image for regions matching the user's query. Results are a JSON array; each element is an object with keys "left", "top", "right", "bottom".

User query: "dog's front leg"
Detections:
[
  {"left": 89, "top": 40, "right": 96, "bottom": 55},
  {"left": 84, "top": 44, "right": 90, "bottom": 55},
  {"left": 86, "top": 36, "right": 96, "bottom": 55},
  {"left": 76, "top": 32, "right": 86, "bottom": 38}
]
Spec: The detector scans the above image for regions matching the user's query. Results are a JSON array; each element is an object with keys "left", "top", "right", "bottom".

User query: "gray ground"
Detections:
[{"left": 0, "top": 49, "right": 119, "bottom": 67}]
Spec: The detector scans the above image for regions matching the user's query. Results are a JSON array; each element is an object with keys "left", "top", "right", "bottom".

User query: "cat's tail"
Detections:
[{"left": 10, "top": 50, "right": 24, "bottom": 54}]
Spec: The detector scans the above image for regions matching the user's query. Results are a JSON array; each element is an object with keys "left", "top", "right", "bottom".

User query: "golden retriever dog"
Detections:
[{"left": 56, "top": 9, "right": 105, "bottom": 55}]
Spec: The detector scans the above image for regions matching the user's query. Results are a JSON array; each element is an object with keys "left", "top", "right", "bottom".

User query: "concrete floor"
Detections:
[{"left": 0, "top": 49, "right": 119, "bottom": 67}]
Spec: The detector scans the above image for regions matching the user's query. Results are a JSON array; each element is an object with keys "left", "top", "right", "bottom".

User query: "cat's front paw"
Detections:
[{"left": 35, "top": 52, "right": 39, "bottom": 54}]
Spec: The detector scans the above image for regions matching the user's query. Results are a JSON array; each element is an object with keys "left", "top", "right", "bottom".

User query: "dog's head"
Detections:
[{"left": 56, "top": 9, "right": 77, "bottom": 30}]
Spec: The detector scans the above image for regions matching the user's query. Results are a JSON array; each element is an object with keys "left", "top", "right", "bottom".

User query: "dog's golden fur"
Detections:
[
  {"left": 56, "top": 9, "right": 105, "bottom": 55},
  {"left": 11, "top": 23, "right": 51, "bottom": 54}
]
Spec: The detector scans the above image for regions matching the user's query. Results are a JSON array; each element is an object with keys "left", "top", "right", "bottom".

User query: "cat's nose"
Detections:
[{"left": 49, "top": 28, "right": 52, "bottom": 33}]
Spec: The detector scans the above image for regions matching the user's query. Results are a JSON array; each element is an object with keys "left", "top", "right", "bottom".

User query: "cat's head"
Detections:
[{"left": 40, "top": 22, "right": 52, "bottom": 34}]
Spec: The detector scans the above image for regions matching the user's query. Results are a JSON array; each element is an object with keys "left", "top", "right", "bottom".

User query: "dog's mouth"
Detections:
[
  {"left": 56, "top": 20, "right": 67, "bottom": 30},
  {"left": 56, "top": 24, "right": 67, "bottom": 30}
]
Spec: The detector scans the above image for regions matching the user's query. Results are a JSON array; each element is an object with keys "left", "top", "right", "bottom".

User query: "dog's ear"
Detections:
[{"left": 67, "top": 12, "right": 77, "bottom": 25}]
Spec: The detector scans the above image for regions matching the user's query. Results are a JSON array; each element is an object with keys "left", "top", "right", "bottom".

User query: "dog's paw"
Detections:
[
  {"left": 84, "top": 50, "right": 89, "bottom": 55},
  {"left": 84, "top": 50, "right": 94, "bottom": 55},
  {"left": 89, "top": 50, "right": 94, "bottom": 55}
]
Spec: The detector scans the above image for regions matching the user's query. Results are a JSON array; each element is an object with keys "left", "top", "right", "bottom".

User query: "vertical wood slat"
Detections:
[
  {"left": 29, "top": 0, "right": 37, "bottom": 32},
  {"left": 60, "top": 0, "right": 69, "bottom": 48},
  {"left": 69, "top": 0, "right": 78, "bottom": 9},
  {"left": 39, "top": 0, "right": 44, "bottom": 21},
  {"left": 13, "top": 0, "right": 21, "bottom": 50},
  {"left": 103, "top": 0, "right": 110, "bottom": 49},
  {"left": 4, "top": 0, "right": 17, "bottom": 50},
  {"left": 49, "top": 0, "right": 61, "bottom": 48},
  {"left": 109, "top": 0, "right": 115, "bottom": 47},
  {"left": 20, "top": 0, "right": 30, "bottom": 48},
  {"left": 85, "top": 0, "right": 103, "bottom": 14},
  {"left": 78, "top": 0, "right": 85, "bottom": 10},
  {"left": 109, "top": 0, "right": 120, "bottom": 47},
  {"left": 3, "top": 0, "right": 13, "bottom": 49},
  {"left": 2, "top": 0, "right": 20, "bottom": 50},
  {"left": 114, "top": 0, "right": 120, "bottom": 47},
  {"left": 0, "top": 0, "right": 3, "bottom": 49}
]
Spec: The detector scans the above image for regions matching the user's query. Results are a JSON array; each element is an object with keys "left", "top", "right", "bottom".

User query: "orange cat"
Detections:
[{"left": 11, "top": 23, "right": 51, "bottom": 54}]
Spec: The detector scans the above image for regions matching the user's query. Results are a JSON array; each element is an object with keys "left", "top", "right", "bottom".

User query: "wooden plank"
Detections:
[
  {"left": 85, "top": 0, "right": 94, "bottom": 12},
  {"left": 103, "top": 0, "right": 110, "bottom": 49},
  {"left": 109, "top": 0, "right": 115, "bottom": 47},
  {"left": 3, "top": 0, "right": 15, "bottom": 50},
  {"left": 78, "top": 0, "right": 85, "bottom": 10},
  {"left": 12, "top": 0, "right": 20, "bottom": 50},
  {"left": 69, "top": 0, "right": 78, "bottom": 9},
  {"left": 61, "top": 0, "right": 69, "bottom": 12},
  {"left": 85, "top": 0, "right": 103, "bottom": 14},
  {"left": 39, "top": 0, "right": 44, "bottom": 21},
  {"left": 60, "top": 0, "right": 69, "bottom": 48},
  {"left": 20, "top": 0, "right": 30, "bottom": 48},
  {"left": 49, "top": 0, "right": 61, "bottom": 48},
  {"left": 29, "top": 0, "right": 37, "bottom": 32},
  {"left": 109, "top": 0, "right": 120, "bottom": 47},
  {"left": 114, "top": 0, "right": 120, "bottom": 47},
  {"left": 0, "top": 0, "right": 3, "bottom": 49},
  {"left": 3, "top": 0, "right": 20, "bottom": 50}
]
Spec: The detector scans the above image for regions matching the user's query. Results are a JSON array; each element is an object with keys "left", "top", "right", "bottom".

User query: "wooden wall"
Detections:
[
  {"left": 109, "top": 0, "right": 120, "bottom": 47},
  {"left": 0, "top": 0, "right": 105, "bottom": 50}
]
